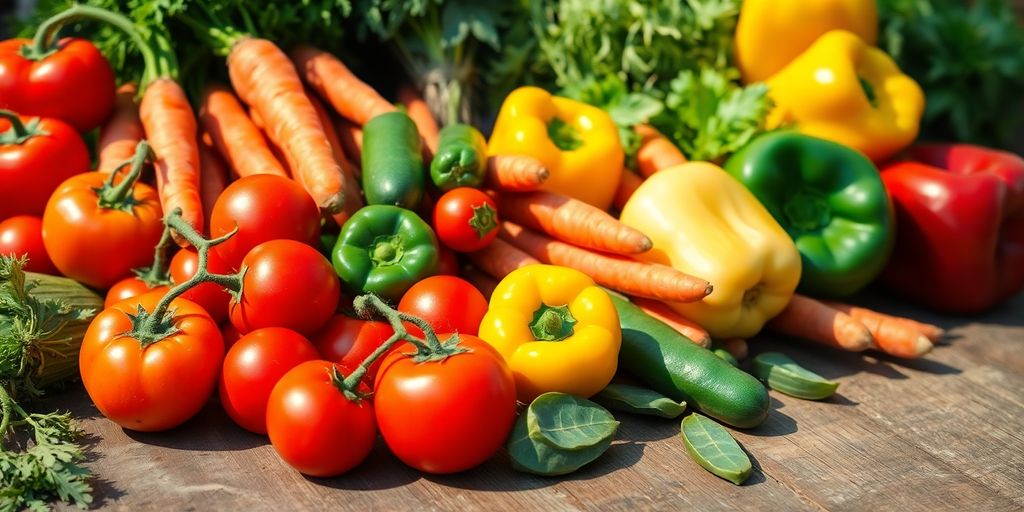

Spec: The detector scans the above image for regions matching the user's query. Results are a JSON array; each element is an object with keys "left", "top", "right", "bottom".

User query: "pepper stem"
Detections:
[
  {"left": 97, "top": 141, "right": 151, "bottom": 210},
  {"left": 529, "top": 303, "right": 577, "bottom": 341},
  {"left": 548, "top": 118, "right": 583, "bottom": 152}
]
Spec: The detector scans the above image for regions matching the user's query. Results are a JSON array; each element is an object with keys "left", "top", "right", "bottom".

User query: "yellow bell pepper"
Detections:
[
  {"left": 734, "top": 0, "right": 877, "bottom": 84},
  {"left": 765, "top": 30, "right": 925, "bottom": 162},
  {"left": 619, "top": 162, "right": 802, "bottom": 339},
  {"left": 478, "top": 264, "right": 621, "bottom": 402},
  {"left": 487, "top": 86, "right": 624, "bottom": 210}
]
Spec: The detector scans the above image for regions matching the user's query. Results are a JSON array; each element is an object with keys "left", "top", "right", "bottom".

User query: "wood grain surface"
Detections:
[{"left": 47, "top": 290, "right": 1024, "bottom": 512}]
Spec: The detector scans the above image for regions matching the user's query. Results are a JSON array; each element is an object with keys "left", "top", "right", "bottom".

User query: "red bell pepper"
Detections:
[
  {"left": 0, "top": 9, "right": 116, "bottom": 132},
  {"left": 880, "top": 144, "right": 1024, "bottom": 314}
]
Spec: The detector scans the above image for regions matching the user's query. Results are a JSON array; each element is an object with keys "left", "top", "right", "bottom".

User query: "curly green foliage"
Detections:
[
  {"left": 0, "top": 413, "right": 91, "bottom": 512},
  {"left": 879, "top": 0, "right": 1024, "bottom": 148}
]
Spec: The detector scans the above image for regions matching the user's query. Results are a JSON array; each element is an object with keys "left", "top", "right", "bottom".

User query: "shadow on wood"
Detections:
[
  {"left": 743, "top": 397, "right": 798, "bottom": 438},
  {"left": 123, "top": 402, "right": 266, "bottom": 452},
  {"left": 305, "top": 441, "right": 422, "bottom": 491}
]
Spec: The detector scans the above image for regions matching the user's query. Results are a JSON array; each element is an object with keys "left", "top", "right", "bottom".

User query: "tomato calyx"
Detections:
[
  {"left": 0, "top": 110, "right": 46, "bottom": 145},
  {"left": 352, "top": 294, "right": 470, "bottom": 364},
  {"left": 468, "top": 203, "right": 498, "bottom": 239},
  {"left": 94, "top": 141, "right": 152, "bottom": 212}
]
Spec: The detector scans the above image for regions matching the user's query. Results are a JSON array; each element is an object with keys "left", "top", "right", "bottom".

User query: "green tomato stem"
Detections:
[
  {"left": 0, "top": 109, "right": 30, "bottom": 140},
  {"left": 97, "top": 140, "right": 151, "bottom": 209},
  {"left": 132, "top": 223, "right": 174, "bottom": 287}
]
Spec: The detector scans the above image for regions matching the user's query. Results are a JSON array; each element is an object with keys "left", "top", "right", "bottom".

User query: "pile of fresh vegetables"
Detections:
[{"left": 1, "top": 0, "right": 1023, "bottom": 509}]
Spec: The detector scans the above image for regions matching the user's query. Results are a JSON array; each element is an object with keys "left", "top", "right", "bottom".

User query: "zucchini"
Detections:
[
  {"left": 609, "top": 293, "right": 770, "bottom": 428},
  {"left": 361, "top": 111, "right": 424, "bottom": 209}
]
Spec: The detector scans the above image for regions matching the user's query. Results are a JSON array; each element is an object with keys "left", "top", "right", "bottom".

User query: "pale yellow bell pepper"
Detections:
[{"left": 619, "top": 162, "right": 802, "bottom": 338}]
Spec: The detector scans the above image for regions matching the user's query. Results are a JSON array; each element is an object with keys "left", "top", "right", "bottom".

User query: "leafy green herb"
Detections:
[
  {"left": 751, "top": 352, "right": 838, "bottom": 400},
  {"left": 680, "top": 413, "right": 752, "bottom": 485},
  {"left": 507, "top": 392, "right": 618, "bottom": 476},
  {"left": 879, "top": 0, "right": 1024, "bottom": 148},
  {"left": 1, "top": 256, "right": 103, "bottom": 511},
  {"left": 593, "top": 384, "right": 686, "bottom": 419}
]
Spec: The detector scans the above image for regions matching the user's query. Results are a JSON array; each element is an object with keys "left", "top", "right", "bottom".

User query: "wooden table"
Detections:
[{"left": 49, "top": 290, "right": 1024, "bottom": 511}]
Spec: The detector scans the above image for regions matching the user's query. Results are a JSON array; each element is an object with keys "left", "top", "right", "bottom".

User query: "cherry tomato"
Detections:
[
  {"left": 0, "top": 37, "right": 115, "bottom": 132},
  {"left": 219, "top": 328, "right": 319, "bottom": 434},
  {"left": 433, "top": 188, "right": 499, "bottom": 253},
  {"left": 170, "top": 248, "right": 232, "bottom": 323},
  {"left": 79, "top": 292, "right": 224, "bottom": 431},
  {"left": 435, "top": 246, "right": 460, "bottom": 276},
  {"left": 104, "top": 276, "right": 170, "bottom": 309},
  {"left": 210, "top": 175, "right": 321, "bottom": 270},
  {"left": 229, "top": 240, "right": 340, "bottom": 336},
  {"left": 374, "top": 335, "right": 517, "bottom": 473},
  {"left": 1, "top": 112, "right": 91, "bottom": 220},
  {"left": 0, "top": 215, "right": 57, "bottom": 274},
  {"left": 266, "top": 360, "right": 376, "bottom": 477},
  {"left": 312, "top": 315, "right": 394, "bottom": 384},
  {"left": 398, "top": 276, "right": 488, "bottom": 336}
]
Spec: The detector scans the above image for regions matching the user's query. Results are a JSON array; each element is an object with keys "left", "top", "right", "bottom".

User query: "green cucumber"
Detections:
[
  {"left": 608, "top": 293, "right": 769, "bottom": 428},
  {"left": 751, "top": 352, "right": 838, "bottom": 400},
  {"left": 361, "top": 111, "right": 424, "bottom": 209},
  {"left": 430, "top": 123, "right": 487, "bottom": 190}
]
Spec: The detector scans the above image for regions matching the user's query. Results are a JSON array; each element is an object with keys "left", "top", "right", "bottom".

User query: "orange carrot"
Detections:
[
  {"left": 635, "top": 124, "right": 686, "bottom": 177},
  {"left": 822, "top": 300, "right": 944, "bottom": 344},
  {"left": 766, "top": 294, "right": 874, "bottom": 351},
  {"left": 291, "top": 45, "right": 396, "bottom": 126},
  {"left": 822, "top": 301, "right": 936, "bottom": 358},
  {"left": 200, "top": 84, "right": 288, "bottom": 179},
  {"left": 335, "top": 117, "right": 364, "bottom": 177},
  {"left": 197, "top": 133, "right": 229, "bottom": 232},
  {"left": 486, "top": 155, "right": 549, "bottom": 191},
  {"left": 466, "top": 238, "right": 540, "bottom": 282},
  {"left": 139, "top": 78, "right": 203, "bottom": 242},
  {"left": 228, "top": 38, "right": 346, "bottom": 214},
  {"left": 499, "top": 221, "right": 711, "bottom": 303},
  {"left": 398, "top": 85, "right": 440, "bottom": 155},
  {"left": 307, "top": 90, "right": 364, "bottom": 223},
  {"left": 249, "top": 107, "right": 265, "bottom": 130},
  {"left": 98, "top": 83, "right": 145, "bottom": 174},
  {"left": 463, "top": 266, "right": 500, "bottom": 300},
  {"left": 499, "top": 190, "right": 652, "bottom": 255},
  {"left": 722, "top": 339, "right": 749, "bottom": 360},
  {"left": 631, "top": 296, "right": 711, "bottom": 348},
  {"left": 614, "top": 169, "right": 644, "bottom": 211}
]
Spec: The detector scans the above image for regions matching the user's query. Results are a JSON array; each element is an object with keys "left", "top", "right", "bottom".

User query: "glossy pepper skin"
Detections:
[
  {"left": 725, "top": 132, "right": 895, "bottom": 298},
  {"left": 331, "top": 205, "right": 440, "bottom": 303},
  {"left": 734, "top": 0, "right": 877, "bottom": 84},
  {"left": 766, "top": 30, "right": 925, "bottom": 163},
  {"left": 880, "top": 144, "right": 1024, "bottom": 314},
  {"left": 620, "top": 163, "right": 802, "bottom": 339},
  {"left": 487, "top": 87, "right": 624, "bottom": 210},
  {"left": 478, "top": 264, "right": 621, "bottom": 403}
]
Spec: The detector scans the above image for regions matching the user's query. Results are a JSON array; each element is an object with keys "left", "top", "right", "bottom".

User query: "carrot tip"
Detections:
[
  {"left": 538, "top": 167, "right": 550, "bottom": 181},
  {"left": 704, "top": 283, "right": 714, "bottom": 296}
]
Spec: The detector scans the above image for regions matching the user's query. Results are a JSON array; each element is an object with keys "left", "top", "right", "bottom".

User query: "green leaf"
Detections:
[
  {"left": 680, "top": 413, "right": 752, "bottom": 485},
  {"left": 507, "top": 394, "right": 617, "bottom": 476},
  {"left": 593, "top": 384, "right": 686, "bottom": 418},
  {"left": 527, "top": 392, "right": 619, "bottom": 450},
  {"left": 441, "top": 0, "right": 501, "bottom": 50},
  {"left": 751, "top": 352, "right": 838, "bottom": 401}
]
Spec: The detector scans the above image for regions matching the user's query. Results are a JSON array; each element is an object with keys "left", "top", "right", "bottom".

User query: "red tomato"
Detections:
[
  {"left": 312, "top": 316, "right": 394, "bottom": 384},
  {"left": 210, "top": 175, "right": 321, "bottom": 270},
  {"left": 266, "top": 360, "right": 376, "bottom": 477},
  {"left": 374, "top": 335, "right": 517, "bottom": 473},
  {"left": 435, "top": 246, "right": 460, "bottom": 276},
  {"left": 229, "top": 240, "right": 340, "bottom": 336},
  {"left": 0, "top": 216, "right": 57, "bottom": 274},
  {"left": 221, "top": 322, "right": 243, "bottom": 352},
  {"left": 104, "top": 276, "right": 170, "bottom": 309},
  {"left": 1, "top": 112, "right": 91, "bottom": 220},
  {"left": 219, "top": 328, "right": 319, "bottom": 434},
  {"left": 170, "top": 248, "right": 232, "bottom": 323},
  {"left": 42, "top": 172, "right": 163, "bottom": 289},
  {"left": 433, "top": 188, "right": 499, "bottom": 252},
  {"left": 79, "top": 292, "right": 224, "bottom": 431},
  {"left": 398, "top": 276, "right": 488, "bottom": 336},
  {"left": 0, "top": 38, "right": 115, "bottom": 132}
]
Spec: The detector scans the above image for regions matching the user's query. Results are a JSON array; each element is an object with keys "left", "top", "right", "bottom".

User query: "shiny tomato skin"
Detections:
[
  {"left": 0, "top": 114, "right": 91, "bottom": 220},
  {"left": 104, "top": 276, "right": 170, "bottom": 309},
  {"left": 219, "top": 328, "right": 319, "bottom": 434},
  {"left": 0, "top": 215, "right": 57, "bottom": 274},
  {"left": 312, "top": 315, "right": 394, "bottom": 384},
  {"left": 266, "top": 360, "right": 376, "bottom": 477},
  {"left": 398, "top": 276, "right": 488, "bottom": 336},
  {"left": 210, "top": 175, "right": 321, "bottom": 270},
  {"left": 221, "top": 322, "right": 243, "bottom": 352},
  {"left": 433, "top": 188, "right": 499, "bottom": 253},
  {"left": 374, "top": 335, "right": 517, "bottom": 474},
  {"left": 42, "top": 172, "right": 163, "bottom": 289},
  {"left": 229, "top": 240, "right": 340, "bottom": 336},
  {"left": 79, "top": 292, "right": 224, "bottom": 432},
  {"left": 0, "top": 38, "right": 116, "bottom": 132},
  {"left": 170, "top": 248, "right": 232, "bottom": 323}
]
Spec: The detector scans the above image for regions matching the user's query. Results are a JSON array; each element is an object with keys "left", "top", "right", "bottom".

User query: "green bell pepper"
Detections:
[
  {"left": 332, "top": 205, "right": 440, "bottom": 303},
  {"left": 430, "top": 124, "right": 487, "bottom": 191},
  {"left": 724, "top": 132, "right": 895, "bottom": 297}
]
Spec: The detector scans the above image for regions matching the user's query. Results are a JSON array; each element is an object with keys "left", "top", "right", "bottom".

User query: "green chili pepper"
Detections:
[{"left": 430, "top": 123, "right": 488, "bottom": 191}]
